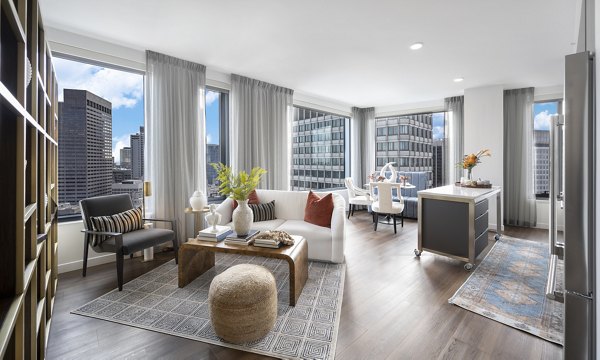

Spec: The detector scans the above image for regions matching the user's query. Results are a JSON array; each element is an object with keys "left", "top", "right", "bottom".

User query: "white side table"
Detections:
[{"left": 143, "top": 222, "right": 154, "bottom": 261}]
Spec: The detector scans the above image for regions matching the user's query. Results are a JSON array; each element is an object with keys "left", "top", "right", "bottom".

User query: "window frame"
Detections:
[
  {"left": 55, "top": 54, "right": 145, "bottom": 222},
  {"left": 205, "top": 86, "right": 230, "bottom": 204},
  {"left": 533, "top": 99, "right": 563, "bottom": 200}
]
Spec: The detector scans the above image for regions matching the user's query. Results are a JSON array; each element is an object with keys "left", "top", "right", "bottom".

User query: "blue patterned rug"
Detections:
[
  {"left": 72, "top": 253, "right": 345, "bottom": 359},
  {"left": 449, "top": 236, "right": 564, "bottom": 345}
]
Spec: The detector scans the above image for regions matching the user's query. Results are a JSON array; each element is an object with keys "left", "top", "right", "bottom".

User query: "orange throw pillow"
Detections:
[
  {"left": 233, "top": 189, "right": 260, "bottom": 209},
  {"left": 304, "top": 191, "right": 334, "bottom": 228}
]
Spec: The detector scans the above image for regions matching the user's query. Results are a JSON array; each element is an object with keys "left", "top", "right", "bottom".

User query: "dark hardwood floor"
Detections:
[{"left": 47, "top": 212, "right": 562, "bottom": 359}]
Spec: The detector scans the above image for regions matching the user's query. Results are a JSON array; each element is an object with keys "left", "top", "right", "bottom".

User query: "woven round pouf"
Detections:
[{"left": 208, "top": 264, "right": 277, "bottom": 344}]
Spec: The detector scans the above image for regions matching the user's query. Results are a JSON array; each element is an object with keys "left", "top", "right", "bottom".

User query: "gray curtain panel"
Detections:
[
  {"left": 230, "top": 74, "right": 293, "bottom": 190},
  {"left": 350, "top": 107, "right": 375, "bottom": 188},
  {"left": 445, "top": 96, "right": 464, "bottom": 184},
  {"left": 145, "top": 51, "right": 207, "bottom": 242},
  {"left": 503, "top": 87, "right": 536, "bottom": 227}
]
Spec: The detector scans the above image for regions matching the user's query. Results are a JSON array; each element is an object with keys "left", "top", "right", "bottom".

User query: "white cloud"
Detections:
[
  {"left": 55, "top": 57, "right": 143, "bottom": 109},
  {"left": 432, "top": 125, "right": 444, "bottom": 140},
  {"left": 206, "top": 90, "right": 219, "bottom": 106},
  {"left": 206, "top": 134, "right": 213, "bottom": 144},
  {"left": 112, "top": 134, "right": 131, "bottom": 164},
  {"left": 534, "top": 110, "right": 552, "bottom": 131}
]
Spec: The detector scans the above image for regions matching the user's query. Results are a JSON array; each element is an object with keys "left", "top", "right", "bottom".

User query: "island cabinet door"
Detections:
[{"left": 421, "top": 198, "right": 469, "bottom": 258}]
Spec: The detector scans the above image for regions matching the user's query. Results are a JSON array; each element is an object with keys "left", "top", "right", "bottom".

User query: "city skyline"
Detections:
[{"left": 55, "top": 58, "right": 223, "bottom": 166}]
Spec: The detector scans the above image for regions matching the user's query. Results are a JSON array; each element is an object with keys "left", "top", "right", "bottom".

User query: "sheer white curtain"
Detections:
[
  {"left": 351, "top": 107, "right": 375, "bottom": 187},
  {"left": 445, "top": 96, "right": 464, "bottom": 184},
  {"left": 503, "top": 87, "right": 536, "bottom": 226},
  {"left": 230, "top": 74, "right": 293, "bottom": 190},
  {"left": 145, "top": 51, "right": 206, "bottom": 242}
]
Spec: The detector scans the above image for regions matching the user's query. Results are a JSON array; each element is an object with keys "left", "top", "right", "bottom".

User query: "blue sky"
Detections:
[
  {"left": 206, "top": 90, "right": 220, "bottom": 144},
  {"left": 432, "top": 112, "right": 445, "bottom": 140}
]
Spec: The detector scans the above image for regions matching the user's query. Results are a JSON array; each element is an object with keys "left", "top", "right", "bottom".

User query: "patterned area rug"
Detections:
[
  {"left": 449, "top": 236, "right": 564, "bottom": 345},
  {"left": 72, "top": 253, "right": 345, "bottom": 359}
]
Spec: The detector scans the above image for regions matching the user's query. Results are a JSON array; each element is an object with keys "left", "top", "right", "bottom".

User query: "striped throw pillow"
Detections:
[
  {"left": 90, "top": 207, "right": 144, "bottom": 234},
  {"left": 249, "top": 201, "right": 276, "bottom": 222}
]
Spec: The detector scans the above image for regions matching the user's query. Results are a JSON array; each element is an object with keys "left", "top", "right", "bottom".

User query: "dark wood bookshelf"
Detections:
[{"left": 0, "top": 0, "right": 58, "bottom": 358}]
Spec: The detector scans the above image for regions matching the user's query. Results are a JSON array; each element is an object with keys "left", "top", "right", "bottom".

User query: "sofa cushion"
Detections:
[
  {"left": 275, "top": 220, "right": 333, "bottom": 261},
  {"left": 249, "top": 200, "right": 276, "bottom": 222},
  {"left": 304, "top": 191, "right": 334, "bottom": 228},
  {"left": 226, "top": 219, "right": 286, "bottom": 233}
]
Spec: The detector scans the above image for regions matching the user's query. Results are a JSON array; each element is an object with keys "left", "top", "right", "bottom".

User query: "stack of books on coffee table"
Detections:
[
  {"left": 196, "top": 226, "right": 232, "bottom": 242},
  {"left": 224, "top": 230, "right": 260, "bottom": 246},
  {"left": 253, "top": 238, "right": 283, "bottom": 249}
]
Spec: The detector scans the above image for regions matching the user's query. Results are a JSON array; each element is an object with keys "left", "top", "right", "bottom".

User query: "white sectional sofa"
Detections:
[{"left": 215, "top": 189, "right": 346, "bottom": 263}]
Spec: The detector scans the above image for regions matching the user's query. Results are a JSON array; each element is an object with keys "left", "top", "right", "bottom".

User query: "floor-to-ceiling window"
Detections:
[
  {"left": 205, "top": 88, "right": 229, "bottom": 202},
  {"left": 54, "top": 57, "right": 144, "bottom": 220},
  {"left": 533, "top": 100, "right": 562, "bottom": 199},
  {"left": 291, "top": 107, "right": 350, "bottom": 190},
  {"left": 374, "top": 112, "right": 445, "bottom": 187}
]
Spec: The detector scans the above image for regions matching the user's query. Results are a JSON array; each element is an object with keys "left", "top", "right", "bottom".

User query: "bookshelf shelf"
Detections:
[{"left": 0, "top": 0, "right": 58, "bottom": 357}]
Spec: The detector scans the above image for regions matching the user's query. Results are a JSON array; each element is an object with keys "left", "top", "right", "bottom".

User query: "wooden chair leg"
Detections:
[
  {"left": 116, "top": 252, "right": 124, "bottom": 291},
  {"left": 347, "top": 204, "right": 352, "bottom": 219},
  {"left": 130, "top": 254, "right": 134, "bottom": 259},
  {"left": 82, "top": 240, "right": 89, "bottom": 277},
  {"left": 402, "top": 212, "right": 404, "bottom": 227},
  {"left": 351, "top": 204, "right": 355, "bottom": 216},
  {"left": 393, "top": 215, "right": 397, "bottom": 234}
]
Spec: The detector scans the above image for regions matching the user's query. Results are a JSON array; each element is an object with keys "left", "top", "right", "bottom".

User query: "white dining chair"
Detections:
[
  {"left": 370, "top": 182, "right": 404, "bottom": 233},
  {"left": 344, "top": 178, "right": 373, "bottom": 219}
]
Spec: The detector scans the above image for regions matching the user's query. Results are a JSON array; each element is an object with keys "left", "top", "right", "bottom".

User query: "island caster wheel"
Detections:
[
  {"left": 494, "top": 234, "right": 501, "bottom": 241},
  {"left": 414, "top": 249, "right": 422, "bottom": 257},
  {"left": 464, "top": 263, "right": 474, "bottom": 271}
]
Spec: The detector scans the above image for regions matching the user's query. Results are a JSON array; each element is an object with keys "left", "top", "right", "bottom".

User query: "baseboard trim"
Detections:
[{"left": 58, "top": 254, "right": 115, "bottom": 274}]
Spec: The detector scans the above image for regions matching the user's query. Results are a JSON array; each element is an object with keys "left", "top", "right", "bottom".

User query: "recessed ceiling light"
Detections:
[
  {"left": 409, "top": 42, "right": 423, "bottom": 50},
  {"left": 453, "top": 77, "right": 464, "bottom": 83}
]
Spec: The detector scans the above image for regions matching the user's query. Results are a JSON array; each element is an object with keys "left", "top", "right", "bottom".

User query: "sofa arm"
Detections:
[
  {"left": 216, "top": 198, "right": 234, "bottom": 225},
  {"left": 330, "top": 194, "right": 346, "bottom": 263}
]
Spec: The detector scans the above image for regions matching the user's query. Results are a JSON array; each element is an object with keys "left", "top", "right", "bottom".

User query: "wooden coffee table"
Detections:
[{"left": 178, "top": 235, "right": 308, "bottom": 306}]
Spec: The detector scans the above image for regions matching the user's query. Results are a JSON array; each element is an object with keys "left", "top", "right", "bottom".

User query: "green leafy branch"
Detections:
[{"left": 210, "top": 163, "right": 267, "bottom": 201}]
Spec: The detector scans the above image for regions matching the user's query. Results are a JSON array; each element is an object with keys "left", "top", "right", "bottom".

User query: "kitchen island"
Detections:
[{"left": 415, "top": 185, "right": 502, "bottom": 270}]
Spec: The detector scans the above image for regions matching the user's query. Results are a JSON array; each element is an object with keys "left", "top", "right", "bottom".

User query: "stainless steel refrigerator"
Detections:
[{"left": 548, "top": 51, "right": 596, "bottom": 359}]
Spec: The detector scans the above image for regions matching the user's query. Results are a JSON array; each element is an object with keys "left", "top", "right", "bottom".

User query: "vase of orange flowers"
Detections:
[{"left": 459, "top": 149, "right": 491, "bottom": 181}]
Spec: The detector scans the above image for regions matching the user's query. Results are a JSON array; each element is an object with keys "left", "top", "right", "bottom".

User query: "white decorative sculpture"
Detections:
[
  {"left": 189, "top": 190, "right": 207, "bottom": 211},
  {"left": 205, "top": 204, "right": 221, "bottom": 232},
  {"left": 379, "top": 162, "right": 398, "bottom": 183}
]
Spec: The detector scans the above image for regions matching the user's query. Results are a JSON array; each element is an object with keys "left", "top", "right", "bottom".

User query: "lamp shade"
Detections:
[{"left": 143, "top": 181, "right": 152, "bottom": 196}]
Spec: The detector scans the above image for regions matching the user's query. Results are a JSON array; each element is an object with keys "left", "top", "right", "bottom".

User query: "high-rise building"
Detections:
[
  {"left": 206, "top": 144, "right": 221, "bottom": 199},
  {"left": 375, "top": 114, "right": 434, "bottom": 186},
  {"left": 291, "top": 107, "right": 348, "bottom": 191},
  {"left": 120, "top": 146, "right": 132, "bottom": 169},
  {"left": 206, "top": 144, "right": 220, "bottom": 184},
  {"left": 58, "top": 89, "right": 112, "bottom": 214},
  {"left": 111, "top": 180, "right": 144, "bottom": 208},
  {"left": 432, "top": 139, "right": 445, "bottom": 187},
  {"left": 131, "top": 126, "right": 144, "bottom": 179},
  {"left": 113, "top": 168, "right": 132, "bottom": 183},
  {"left": 534, "top": 129, "right": 551, "bottom": 196}
]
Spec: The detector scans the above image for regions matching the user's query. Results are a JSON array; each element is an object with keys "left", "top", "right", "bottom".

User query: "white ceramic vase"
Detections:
[
  {"left": 189, "top": 190, "right": 207, "bottom": 211},
  {"left": 232, "top": 199, "right": 253, "bottom": 236}
]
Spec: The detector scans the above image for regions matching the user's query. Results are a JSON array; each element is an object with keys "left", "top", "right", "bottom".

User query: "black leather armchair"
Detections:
[{"left": 79, "top": 193, "right": 178, "bottom": 290}]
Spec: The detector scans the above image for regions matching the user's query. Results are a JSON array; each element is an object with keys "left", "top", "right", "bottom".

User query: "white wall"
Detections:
[
  {"left": 58, "top": 221, "right": 115, "bottom": 273},
  {"left": 464, "top": 85, "right": 504, "bottom": 228}
]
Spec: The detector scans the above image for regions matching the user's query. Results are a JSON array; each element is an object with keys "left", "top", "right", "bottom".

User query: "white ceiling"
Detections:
[{"left": 40, "top": 0, "right": 577, "bottom": 107}]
